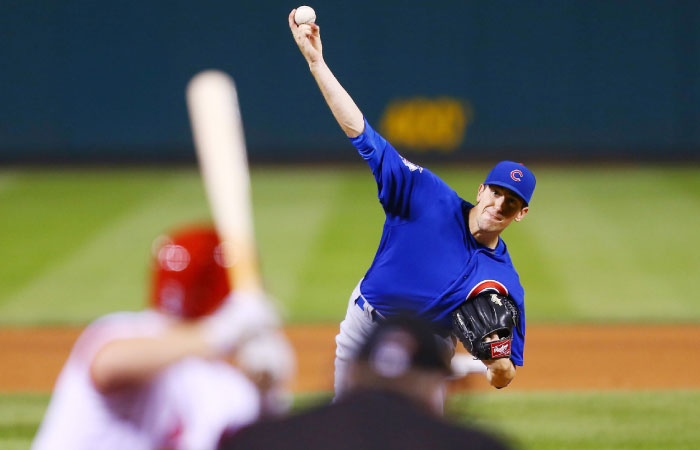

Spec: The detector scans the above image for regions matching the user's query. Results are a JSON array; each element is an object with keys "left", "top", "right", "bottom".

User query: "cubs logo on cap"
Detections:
[{"left": 483, "top": 161, "right": 536, "bottom": 205}]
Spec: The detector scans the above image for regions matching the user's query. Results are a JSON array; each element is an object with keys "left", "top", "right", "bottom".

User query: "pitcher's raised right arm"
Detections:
[{"left": 288, "top": 9, "right": 364, "bottom": 138}]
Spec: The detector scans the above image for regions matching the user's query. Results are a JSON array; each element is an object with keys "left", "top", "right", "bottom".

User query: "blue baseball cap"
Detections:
[{"left": 483, "top": 161, "right": 536, "bottom": 205}]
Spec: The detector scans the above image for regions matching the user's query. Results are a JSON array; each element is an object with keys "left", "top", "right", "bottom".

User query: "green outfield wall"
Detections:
[{"left": 2, "top": 1, "right": 699, "bottom": 162}]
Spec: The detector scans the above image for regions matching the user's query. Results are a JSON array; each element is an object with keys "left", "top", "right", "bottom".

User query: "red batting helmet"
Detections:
[{"left": 150, "top": 225, "right": 231, "bottom": 319}]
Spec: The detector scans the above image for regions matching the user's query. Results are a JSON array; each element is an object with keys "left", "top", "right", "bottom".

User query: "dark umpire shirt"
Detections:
[{"left": 218, "top": 389, "right": 513, "bottom": 450}]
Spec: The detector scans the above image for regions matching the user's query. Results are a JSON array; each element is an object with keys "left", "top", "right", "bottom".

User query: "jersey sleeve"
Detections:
[
  {"left": 71, "top": 311, "right": 169, "bottom": 367},
  {"left": 509, "top": 289, "right": 526, "bottom": 366},
  {"left": 350, "top": 118, "right": 448, "bottom": 220},
  {"left": 510, "top": 308, "right": 525, "bottom": 366}
]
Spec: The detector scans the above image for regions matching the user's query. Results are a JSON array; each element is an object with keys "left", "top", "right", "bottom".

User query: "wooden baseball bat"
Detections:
[{"left": 186, "top": 70, "right": 263, "bottom": 294}]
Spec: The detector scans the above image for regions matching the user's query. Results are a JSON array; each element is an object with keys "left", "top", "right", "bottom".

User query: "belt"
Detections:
[
  {"left": 354, "top": 295, "right": 385, "bottom": 322},
  {"left": 354, "top": 296, "right": 452, "bottom": 340}
]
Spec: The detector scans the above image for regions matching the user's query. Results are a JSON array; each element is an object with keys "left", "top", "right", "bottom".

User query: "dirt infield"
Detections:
[{"left": 1, "top": 324, "right": 699, "bottom": 393}]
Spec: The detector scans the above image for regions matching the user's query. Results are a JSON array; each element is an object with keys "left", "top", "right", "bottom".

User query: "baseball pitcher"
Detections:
[{"left": 288, "top": 9, "right": 535, "bottom": 399}]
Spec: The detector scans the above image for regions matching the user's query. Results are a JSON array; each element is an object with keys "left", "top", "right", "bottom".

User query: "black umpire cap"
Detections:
[{"left": 355, "top": 315, "right": 453, "bottom": 378}]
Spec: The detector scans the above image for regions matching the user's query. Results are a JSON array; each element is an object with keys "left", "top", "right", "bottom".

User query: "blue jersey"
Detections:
[{"left": 350, "top": 119, "right": 527, "bottom": 366}]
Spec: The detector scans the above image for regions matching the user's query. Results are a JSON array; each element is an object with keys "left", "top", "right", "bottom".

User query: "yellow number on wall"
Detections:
[{"left": 379, "top": 97, "right": 473, "bottom": 152}]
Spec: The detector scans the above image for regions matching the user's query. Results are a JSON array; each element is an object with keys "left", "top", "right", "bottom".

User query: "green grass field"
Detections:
[
  {"left": 450, "top": 391, "right": 700, "bottom": 450},
  {"left": 4, "top": 391, "right": 700, "bottom": 450},
  {"left": 1, "top": 164, "right": 698, "bottom": 449},
  {"left": 1, "top": 165, "right": 698, "bottom": 324}
]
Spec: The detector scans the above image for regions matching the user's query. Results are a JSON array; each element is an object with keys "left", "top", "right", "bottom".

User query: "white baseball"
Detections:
[{"left": 294, "top": 6, "right": 316, "bottom": 25}]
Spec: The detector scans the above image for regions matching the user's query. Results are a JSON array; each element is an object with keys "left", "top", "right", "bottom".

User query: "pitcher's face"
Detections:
[{"left": 473, "top": 184, "right": 529, "bottom": 233}]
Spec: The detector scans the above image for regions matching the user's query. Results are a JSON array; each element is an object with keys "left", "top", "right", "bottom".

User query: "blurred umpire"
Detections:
[
  {"left": 218, "top": 315, "right": 513, "bottom": 450},
  {"left": 32, "top": 225, "right": 294, "bottom": 450}
]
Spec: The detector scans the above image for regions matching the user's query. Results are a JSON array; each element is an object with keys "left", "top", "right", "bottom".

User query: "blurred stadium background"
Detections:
[{"left": 1, "top": 1, "right": 699, "bottom": 449}]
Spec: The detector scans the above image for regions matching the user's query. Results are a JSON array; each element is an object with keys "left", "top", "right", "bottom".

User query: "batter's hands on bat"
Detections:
[
  {"left": 235, "top": 330, "right": 296, "bottom": 388},
  {"left": 289, "top": 9, "right": 323, "bottom": 66},
  {"left": 201, "top": 291, "right": 281, "bottom": 355},
  {"left": 235, "top": 325, "right": 296, "bottom": 417}
]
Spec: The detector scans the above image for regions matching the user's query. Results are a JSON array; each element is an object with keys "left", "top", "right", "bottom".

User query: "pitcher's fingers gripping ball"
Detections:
[
  {"left": 452, "top": 292, "right": 519, "bottom": 360},
  {"left": 294, "top": 5, "right": 316, "bottom": 25}
]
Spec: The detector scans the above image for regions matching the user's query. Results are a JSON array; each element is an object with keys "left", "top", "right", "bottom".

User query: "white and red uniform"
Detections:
[{"left": 32, "top": 310, "right": 261, "bottom": 450}]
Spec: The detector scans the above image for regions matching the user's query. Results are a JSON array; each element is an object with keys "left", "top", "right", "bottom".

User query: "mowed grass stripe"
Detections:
[
  {"left": 3, "top": 391, "right": 700, "bottom": 449},
  {"left": 0, "top": 173, "right": 18, "bottom": 192},
  {"left": 513, "top": 169, "right": 614, "bottom": 320},
  {"left": 290, "top": 167, "right": 385, "bottom": 322},
  {"left": 450, "top": 390, "right": 700, "bottom": 450},
  {"left": 573, "top": 169, "right": 700, "bottom": 319},
  {"left": 507, "top": 224, "right": 574, "bottom": 321},
  {"left": 0, "top": 165, "right": 698, "bottom": 324},
  {"left": 0, "top": 170, "right": 212, "bottom": 324},
  {"left": 0, "top": 393, "right": 49, "bottom": 448},
  {"left": 517, "top": 167, "right": 700, "bottom": 321},
  {"left": 0, "top": 168, "right": 345, "bottom": 323},
  {"left": 249, "top": 168, "right": 345, "bottom": 319},
  {"left": 0, "top": 170, "right": 187, "bottom": 304}
]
